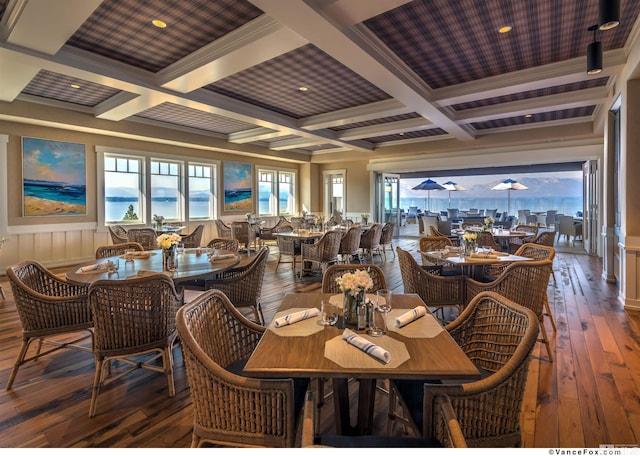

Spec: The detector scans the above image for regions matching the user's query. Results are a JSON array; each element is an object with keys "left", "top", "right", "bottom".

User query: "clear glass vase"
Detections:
[
  {"left": 162, "top": 248, "right": 176, "bottom": 271},
  {"left": 464, "top": 241, "right": 476, "bottom": 256},
  {"left": 343, "top": 290, "right": 365, "bottom": 328}
]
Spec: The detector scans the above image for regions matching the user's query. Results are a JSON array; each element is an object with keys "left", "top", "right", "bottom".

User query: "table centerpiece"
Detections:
[
  {"left": 157, "top": 232, "right": 181, "bottom": 270},
  {"left": 336, "top": 269, "right": 373, "bottom": 328}
]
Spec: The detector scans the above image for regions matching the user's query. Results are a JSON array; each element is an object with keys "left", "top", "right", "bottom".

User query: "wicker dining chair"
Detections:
[
  {"left": 259, "top": 219, "right": 292, "bottom": 248},
  {"left": 214, "top": 219, "right": 232, "bottom": 238},
  {"left": 231, "top": 221, "right": 257, "bottom": 255},
  {"left": 95, "top": 242, "right": 144, "bottom": 259},
  {"left": 300, "top": 230, "right": 342, "bottom": 276},
  {"left": 206, "top": 237, "right": 239, "bottom": 253},
  {"left": 181, "top": 224, "right": 204, "bottom": 248},
  {"left": 5, "top": 260, "right": 93, "bottom": 390},
  {"left": 397, "top": 246, "right": 465, "bottom": 323},
  {"left": 204, "top": 246, "right": 269, "bottom": 324},
  {"left": 429, "top": 226, "right": 460, "bottom": 246},
  {"left": 418, "top": 236, "right": 459, "bottom": 275},
  {"left": 108, "top": 225, "right": 128, "bottom": 244},
  {"left": 379, "top": 221, "right": 396, "bottom": 261},
  {"left": 177, "top": 289, "right": 308, "bottom": 448},
  {"left": 321, "top": 263, "right": 387, "bottom": 294},
  {"left": 359, "top": 223, "right": 383, "bottom": 262},
  {"left": 475, "top": 231, "right": 502, "bottom": 251},
  {"left": 87, "top": 274, "right": 183, "bottom": 417},
  {"left": 126, "top": 227, "right": 158, "bottom": 250},
  {"left": 338, "top": 226, "right": 362, "bottom": 264},
  {"left": 507, "top": 224, "right": 539, "bottom": 254},
  {"left": 534, "top": 230, "right": 557, "bottom": 247},
  {"left": 465, "top": 259, "right": 554, "bottom": 362},
  {"left": 275, "top": 226, "right": 300, "bottom": 274},
  {"left": 387, "top": 291, "right": 539, "bottom": 447}
]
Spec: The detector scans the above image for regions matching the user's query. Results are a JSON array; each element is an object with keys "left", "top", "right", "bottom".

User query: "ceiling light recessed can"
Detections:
[
  {"left": 152, "top": 19, "right": 167, "bottom": 28},
  {"left": 524, "top": 114, "right": 533, "bottom": 118},
  {"left": 498, "top": 25, "right": 512, "bottom": 33},
  {"left": 70, "top": 84, "right": 81, "bottom": 89},
  {"left": 298, "top": 86, "right": 308, "bottom": 92}
]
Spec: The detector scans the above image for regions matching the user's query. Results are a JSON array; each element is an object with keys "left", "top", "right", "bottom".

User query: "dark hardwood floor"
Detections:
[{"left": 1, "top": 225, "right": 639, "bottom": 448}]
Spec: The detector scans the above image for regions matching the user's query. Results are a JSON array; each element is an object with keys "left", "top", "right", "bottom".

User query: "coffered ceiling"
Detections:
[{"left": 1, "top": 0, "right": 639, "bottom": 163}]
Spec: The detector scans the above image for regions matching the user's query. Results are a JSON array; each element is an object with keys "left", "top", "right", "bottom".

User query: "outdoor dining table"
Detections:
[
  {"left": 243, "top": 292, "right": 480, "bottom": 436},
  {"left": 65, "top": 248, "right": 241, "bottom": 288}
]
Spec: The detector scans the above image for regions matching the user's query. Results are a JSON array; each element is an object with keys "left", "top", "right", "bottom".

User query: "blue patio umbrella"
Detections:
[
  {"left": 442, "top": 181, "right": 466, "bottom": 208},
  {"left": 491, "top": 178, "right": 528, "bottom": 216},
  {"left": 412, "top": 178, "right": 445, "bottom": 212}
]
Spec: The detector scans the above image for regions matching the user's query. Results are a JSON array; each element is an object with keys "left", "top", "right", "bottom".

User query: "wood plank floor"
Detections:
[{"left": 1, "top": 227, "right": 639, "bottom": 448}]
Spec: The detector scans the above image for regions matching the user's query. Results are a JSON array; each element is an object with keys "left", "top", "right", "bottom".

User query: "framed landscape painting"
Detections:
[
  {"left": 22, "top": 137, "right": 87, "bottom": 216},
  {"left": 223, "top": 161, "right": 252, "bottom": 211}
]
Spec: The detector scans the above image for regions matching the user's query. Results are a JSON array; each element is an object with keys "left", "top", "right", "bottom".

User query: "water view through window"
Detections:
[{"left": 401, "top": 170, "right": 583, "bottom": 217}]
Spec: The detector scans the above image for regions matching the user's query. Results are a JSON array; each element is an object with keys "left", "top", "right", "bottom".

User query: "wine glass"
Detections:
[{"left": 376, "top": 289, "right": 392, "bottom": 314}]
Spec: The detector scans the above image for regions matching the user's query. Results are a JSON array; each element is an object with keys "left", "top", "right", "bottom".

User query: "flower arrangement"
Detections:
[
  {"left": 245, "top": 212, "right": 254, "bottom": 221},
  {"left": 484, "top": 216, "right": 494, "bottom": 226},
  {"left": 361, "top": 213, "right": 369, "bottom": 223},
  {"left": 462, "top": 232, "right": 477, "bottom": 245},
  {"left": 157, "top": 232, "right": 181, "bottom": 250},
  {"left": 336, "top": 269, "right": 373, "bottom": 297},
  {"left": 153, "top": 214, "right": 165, "bottom": 226}
]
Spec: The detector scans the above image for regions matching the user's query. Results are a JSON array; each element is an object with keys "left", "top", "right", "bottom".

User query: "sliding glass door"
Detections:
[{"left": 376, "top": 173, "right": 400, "bottom": 235}]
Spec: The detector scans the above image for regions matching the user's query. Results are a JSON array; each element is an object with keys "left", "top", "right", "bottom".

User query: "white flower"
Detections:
[
  {"left": 484, "top": 216, "right": 494, "bottom": 225},
  {"left": 157, "top": 233, "right": 181, "bottom": 250},
  {"left": 336, "top": 270, "right": 373, "bottom": 297}
]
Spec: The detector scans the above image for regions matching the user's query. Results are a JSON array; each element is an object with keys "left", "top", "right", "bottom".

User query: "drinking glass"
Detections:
[
  {"left": 124, "top": 249, "right": 135, "bottom": 264},
  {"left": 320, "top": 300, "right": 338, "bottom": 326},
  {"left": 176, "top": 242, "right": 185, "bottom": 256},
  {"left": 107, "top": 259, "right": 120, "bottom": 275},
  {"left": 367, "top": 306, "right": 386, "bottom": 336},
  {"left": 376, "top": 289, "right": 392, "bottom": 314}
]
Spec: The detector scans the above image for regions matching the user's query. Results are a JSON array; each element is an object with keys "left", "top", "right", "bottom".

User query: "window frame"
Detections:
[{"left": 256, "top": 166, "right": 297, "bottom": 217}]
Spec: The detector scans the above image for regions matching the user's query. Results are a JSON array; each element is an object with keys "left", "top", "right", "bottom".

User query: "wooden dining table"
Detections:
[
  {"left": 421, "top": 248, "right": 532, "bottom": 279},
  {"left": 243, "top": 292, "right": 480, "bottom": 436},
  {"left": 65, "top": 248, "right": 241, "bottom": 287}
]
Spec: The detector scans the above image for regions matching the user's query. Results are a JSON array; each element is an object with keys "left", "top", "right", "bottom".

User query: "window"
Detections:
[
  {"left": 98, "top": 147, "right": 218, "bottom": 227},
  {"left": 257, "top": 168, "right": 296, "bottom": 217},
  {"left": 150, "top": 159, "right": 182, "bottom": 221},
  {"left": 104, "top": 155, "right": 144, "bottom": 223},
  {"left": 188, "top": 163, "right": 215, "bottom": 219}
]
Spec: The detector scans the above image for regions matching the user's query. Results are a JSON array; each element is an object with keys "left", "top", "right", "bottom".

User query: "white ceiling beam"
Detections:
[
  {"left": 313, "top": 0, "right": 413, "bottom": 28},
  {"left": 228, "top": 127, "right": 282, "bottom": 144},
  {"left": 455, "top": 86, "right": 610, "bottom": 123},
  {"left": 434, "top": 49, "right": 627, "bottom": 107},
  {"left": 299, "top": 99, "right": 409, "bottom": 130},
  {"left": 158, "top": 16, "right": 308, "bottom": 93},
  {"left": 4, "top": 0, "right": 102, "bottom": 55},
  {"left": 336, "top": 117, "right": 434, "bottom": 140},
  {"left": 0, "top": 48, "right": 40, "bottom": 101},
  {"left": 269, "top": 137, "right": 327, "bottom": 150}
]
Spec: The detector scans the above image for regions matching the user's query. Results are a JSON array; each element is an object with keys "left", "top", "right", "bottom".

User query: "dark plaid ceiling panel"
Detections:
[
  {"left": 22, "top": 70, "right": 122, "bottom": 107},
  {"left": 205, "top": 44, "right": 391, "bottom": 119},
  {"left": 330, "top": 113, "right": 422, "bottom": 131},
  {"left": 66, "top": 0, "right": 262, "bottom": 72},
  {"left": 134, "top": 102, "right": 257, "bottom": 134},
  {"left": 0, "top": 0, "right": 8, "bottom": 20},
  {"left": 366, "top": 0, "right": 640, "bottom": 89},
  {"left": 453, "top": 77, "right": 610, "bottom": 111},
  {"left": 367, "top": 128, "right": 448, "bottom": 144},
  {"left": 472, "top": 106, "right": 596, "bottom": 130}
]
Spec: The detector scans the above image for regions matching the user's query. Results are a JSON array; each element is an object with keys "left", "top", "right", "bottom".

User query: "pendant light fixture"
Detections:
[
  {"left": 599, "top": 0, "right": 620, "bottom": 31},
  {"left": 587, "top": 25, "right": 603, "bottom": 75}
]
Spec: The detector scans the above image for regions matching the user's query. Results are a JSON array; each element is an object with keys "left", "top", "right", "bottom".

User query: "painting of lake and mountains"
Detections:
[
  {"left": 224, "top": 161, "right": 252, "bottom": 211},
  {"left": 22, "top": 137, "right": 86, "bottom": 216}
]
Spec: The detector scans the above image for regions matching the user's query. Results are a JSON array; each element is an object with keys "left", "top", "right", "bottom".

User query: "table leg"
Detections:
[
  {"left": 332, "top": 378, "right": 354, "bottom": 435},
  {"left": 356, "top": 379, "right": 376, "bottom": 435}
]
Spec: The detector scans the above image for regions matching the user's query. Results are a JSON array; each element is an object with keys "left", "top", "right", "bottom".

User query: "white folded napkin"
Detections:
[
  {"left": 210, "top": 253, "right": 236, "bottom": 261},
  {"left": 79, "top": 261, "right": 111, "bottom": 272},
  {"left": 395, "top": 306, "right": 427, "bottom": 328},
  {"left": 273, "top": 308, "right": 320, "bottom": 327},
  {"left": 342, "top": 329, "right": 391, "bottom": 364}
]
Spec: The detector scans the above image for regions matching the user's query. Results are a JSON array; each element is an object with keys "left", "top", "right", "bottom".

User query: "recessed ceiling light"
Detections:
[
  {"left": 152, "top": 19, "right": 167, "bottom": 28},
  {"left": 524, "top": 114, "right": 533, "bottom": 118},
  {"left": 498, "top": 25, "right": 512, "bottom": 33},
  {"left": 70, "top": 84, "right": 81, "bottom": 89},
  {"left": 298, "top": 86, "right": 308, "bottom": 92}
]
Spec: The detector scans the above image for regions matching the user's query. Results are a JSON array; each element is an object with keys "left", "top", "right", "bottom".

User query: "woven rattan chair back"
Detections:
[
  {"left": 87, "top": 274, "right": 183, "bottom": 417},
  {"left": 475, "top": 231, "right": 501, "bottom": 251},
  {"left": 206, "top": 237, "right": 239, "bottom": 253},
  {"left": 95, "top": 242, "right": 144, "bottom": 259},
  {"left": 301, "top": 230, "right": 343, "bottom": 274},
  {"left": 359, "top": 223, "right": 383, "bottom": 261},
  {"left": 534, "top": 230, "right": 556, "bottom": 247},
  {"left": 429, "top": 225, "right": 445, "bottom": 237},
  {"left": 126, "top": 227, "right": 158, "bottom": 250},
  {"left": 396, "top": 246, "right": 464, "bottom": 320},
  {"left": 321, "top": 264, "right": 387, "bottom": 294},
  {"left": 419, "top": 236, "right": 453, "bottom": 252},
  {"left": 181, "top": 224, "right": 204, "bottom": 248},
  {"left": 5, "top": 260, "right": 93, "bottom": 390},
  {"left": 422, "top": 291, "right": 539, "bottom": 447},
  {"left": 259, "top": 219, "right": 291, "bottom": 247},
  {"left": 177, "top": 289, "right": 299, "bottom": 448},
  {"left": 231, "top": 221, "right": 257, "bottom": 253},
  {"left": 417, "top": 215, "right": 425, "bottom": 234},
  {"left": 338, "top": 226, "right": 362, "bottom": 263},
  {"left": 275, "top": 228, "right": 300, "bottom": 274},
  {"left": 108, "top": 225, "right": 128, "bottom": 244},
  {"left": 379, "top": 222, "right": 396, "bottom": 261},
  {"left": 204, "top": 246, "right": 269, "bottom": 324},
  {"left": 507, "top": 224, "right": 539, "bottom": 253},
  {"left": 214, "top": 219, "right": 232, "bottom": 238}
]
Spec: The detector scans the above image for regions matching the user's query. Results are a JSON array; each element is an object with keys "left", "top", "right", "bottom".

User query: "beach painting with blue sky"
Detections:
[
  {"left": 22, "top": 137, "right": 86, "bottom": 216},
  {"left": 223, "top": 161, "right": 252, "bottom": 211}
]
